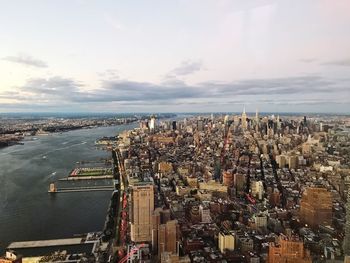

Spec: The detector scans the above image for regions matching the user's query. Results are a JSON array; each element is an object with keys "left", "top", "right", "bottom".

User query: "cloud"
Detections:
[
  {"left": 199, "top": 76, "right": 341, "bottom": 96},
  {"left": 167, "top": 60, "right": 203, "bottom": 77},
  {"left": 2, "top": 54, "right": 48, "bottom": 68},
  {"left": 2, "top": 77, "right": 84, "bottom": 104},
  {"left": 1, "top": 74, "right": 349, "bottom": 111},
  {"left": 322, "top": 59, "right": 350, "bottom": 67},
  {"left": 21, "top": 77, "right": 82, "bottom": 92}
]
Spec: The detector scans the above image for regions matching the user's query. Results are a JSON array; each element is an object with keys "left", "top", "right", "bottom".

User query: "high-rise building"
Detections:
[
  {"left": 242, "top": 107, "right": 248, "bottom": 129},
  {"left": 253, "top": 214, "right": 267, "bottom": 230},
  {"left": 218, "top": 231, "right": 235, "bottom": 253},
  {"left": 153, "top": 208, "right": 178, "bottom": 257},
  {"left": 158, "top": 220, "right": 178, "bottom": 256},
  {"left": 197, "top": 119, "right": 204, "bottom": 131},
  {"left": 276, "top": 115, "right": 281, "bottom": 130},
  {"left": 150, "top": 116, "right": 156, "bottom": 131},
  {"left": 299, "top": 187, "right": 332, "bottom": 228},
  {"left": 288, "top": 155, "right": 299, "bottom": 169},
  {"left": 152, "top": 208, "right": 162, "bottom": 253},
  {"left": 224, "top": 115, "right": 229, "bottom": 125},
  {"left": 222, "top": 171, "right": 233, "bottom": 187},
  {"left": 183, "top": 118, "right": 187, "bottom": 127},
  {"left": 268, "top": 235, "right": 311, "bottom": 263},
  {"left": 250, "top": 180, "right": 264, "bottom": 200},
  {"left": 234, "top": 173, "right": 246, "bottom": 193},
  {"left": 276, "top": 155, "right": 287, "bottom": 169},
  {"left": 130, "top": 182, "right": 154, "bottom": 242}
]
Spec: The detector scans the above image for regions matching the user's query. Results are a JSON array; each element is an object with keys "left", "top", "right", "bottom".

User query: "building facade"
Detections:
[{"left": 130, "top": 182, "right": 154, "bottom": 242}]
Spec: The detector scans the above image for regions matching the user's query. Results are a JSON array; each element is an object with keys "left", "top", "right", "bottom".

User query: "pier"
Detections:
[
  {"left": 48, "top": 183, "right": 114, "bottom": 193},
  {"left": 8, "top": 238, "right": 84, "bottom": 249},
  {"left": 59, "top": 175, "right": 113, "bottom": 181}
]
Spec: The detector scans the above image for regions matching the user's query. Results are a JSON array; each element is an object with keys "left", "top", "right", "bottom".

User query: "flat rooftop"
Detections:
[{"left": 8, "top": 238, "right": 84, "bottom": 249}]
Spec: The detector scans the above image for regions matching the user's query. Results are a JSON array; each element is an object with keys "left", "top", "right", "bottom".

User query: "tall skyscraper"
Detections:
[
  {"left": 149, "top": 115, "right": 156, "bottom": 131},
  {"left": 241, "top": 107, "right": 247, "bottom": 129},
  {"left": 152, "top": 208, "right": 178, "bottom": 258},
  {"left": 197, "top": 119, "right": 204, "bottom": 131},
  {"left": 158, "top": 220, "right": 178, "bottom": 256},
  {"left": 130, "top": 182, "right": 154, "bottom": 242},
  {"left": 218, "top": 231, "right": 235, "bottom": 253},
  {"left": 224, "top": 115, "right": 229, "bottom": 125},
  {"left": 277, "top": 115, "right": 281, "bottom": 130}
]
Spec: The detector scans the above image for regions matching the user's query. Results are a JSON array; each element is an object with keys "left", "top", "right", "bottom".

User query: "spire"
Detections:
[{"left": 243, "top": 105, "right": 246, "bottom": 114}]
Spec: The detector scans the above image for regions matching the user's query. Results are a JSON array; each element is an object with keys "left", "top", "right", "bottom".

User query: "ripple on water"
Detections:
[{"left": 0, "top": 123, "right": 137, "bottom": 252}]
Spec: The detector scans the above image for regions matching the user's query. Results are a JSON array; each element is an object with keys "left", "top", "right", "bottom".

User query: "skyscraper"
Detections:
[
  {"left": 152, "top": 208, "right": 178, "bottom": 258},
  {"left": 218, "top": 231, "right": 235, "bottom": 253},
  {"left": 149, "top": 115, "right": 156, "bottom": 131},
  {"left": 277, "top": 115, "right": 281, "bottom": 130},
  {"left": 197, "top": 119, "right": 204, "bottom": 131},
  {"left": 224, "top": 115, "right": 229, "bottom": 125},
  {"left": 172, "top": 121, "right": 177, "bottom": 130},
  {"left": 130, "top": 182, "right": 154, "bottom": 242},
  {"left": 158, "top": 220, "right": 178, "bottom": 256},
  {"left": 241, "top": 107, "right": 247, "bottom": 129}
]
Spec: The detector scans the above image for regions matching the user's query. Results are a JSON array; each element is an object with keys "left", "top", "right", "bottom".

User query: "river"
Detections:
[{"left": 0, "top": 123, "right": 137, "bottom": 252}]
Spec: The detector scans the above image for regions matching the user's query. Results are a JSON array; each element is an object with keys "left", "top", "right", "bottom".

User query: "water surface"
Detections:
[{"left": 0, "top": 124, "right": 136, "bottom": 252}]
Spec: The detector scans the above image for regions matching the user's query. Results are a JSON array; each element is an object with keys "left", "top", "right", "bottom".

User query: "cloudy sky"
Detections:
[{"left": 0, "top": 0, "right": 349, "bottom": 113}]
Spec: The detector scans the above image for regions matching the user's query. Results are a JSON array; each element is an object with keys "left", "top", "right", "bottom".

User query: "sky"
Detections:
[{"left": 0, "top": 0, "right": 349, "bottom": 113}]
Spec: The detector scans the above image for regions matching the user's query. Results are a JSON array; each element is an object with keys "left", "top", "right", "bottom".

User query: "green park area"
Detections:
[{"left": 70, "top": 167, "right": 112, "bottom": 177}]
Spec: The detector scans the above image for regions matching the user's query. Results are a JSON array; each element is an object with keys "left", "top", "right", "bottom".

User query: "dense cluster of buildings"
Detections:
[
  {"left": 114, "top": 111, "right": 350, "bottom": 262},
  {"left": 1, "top": 111, "right": 350, "bottom": 263},
  {"left": 0, "top": 116, "right": 136, "bottom": 148},
  {"left": 0, "top": 113, "right": 176, "bottom": 148}
]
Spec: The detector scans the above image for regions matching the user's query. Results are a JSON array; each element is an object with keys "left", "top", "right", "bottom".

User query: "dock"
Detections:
[
  {"left": 8, "top": 238, "right": 84, "bottom": 249},
  {"left": 59, "top": 175, "right": 113, "bottom": 181},
  {"left": 48, "top": 185, "right": 114, "bottom": 193}
]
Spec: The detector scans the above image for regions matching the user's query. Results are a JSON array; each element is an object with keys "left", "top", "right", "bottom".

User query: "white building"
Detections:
[
  {"left": 251, "top": 180, "right": 264, "bottom": 200},
  {"left": 149, "top": 116, "right": 156, "bottom": 131}
]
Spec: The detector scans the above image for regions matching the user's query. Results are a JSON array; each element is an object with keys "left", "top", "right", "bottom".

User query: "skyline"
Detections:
[{"left": 0, "top": 0, "right": 350, "bottom": 113}]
